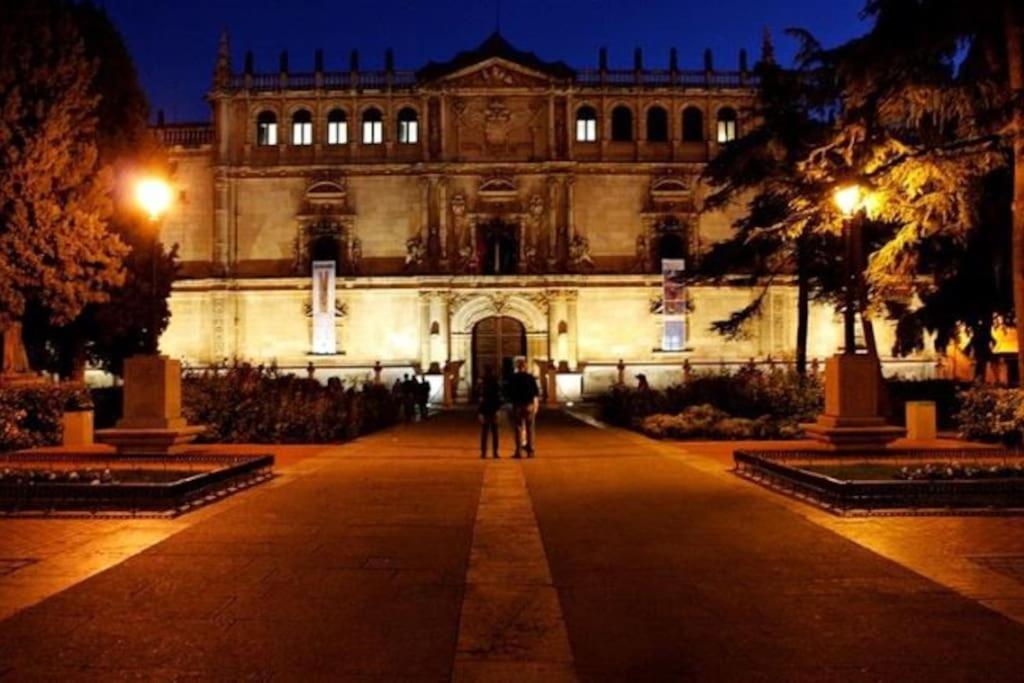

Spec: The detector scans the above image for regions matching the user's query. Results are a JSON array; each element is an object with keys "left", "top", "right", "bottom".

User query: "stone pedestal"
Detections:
[
  {"left": 96, "top": 355, "right": 204, "bottom": 455},
  {"left": 62, "top": 410, "right": 94, "bottom": 447},
  {"left": 802, "top": 354, "right": 904, "bottom": 450},
  {"left": 905, "top": 401, "right": 937, "bottom": 441},
  {"left": 554, "top": 372, "right": 584, "bottom": 405}
]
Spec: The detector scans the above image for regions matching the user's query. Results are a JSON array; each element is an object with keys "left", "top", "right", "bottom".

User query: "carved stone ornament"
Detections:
[
  {"left": 405, "top": 235, "right": 426, "bottom": 269},
  {"left": 568, "top": 233, "right": 594, "bottom": 271}
]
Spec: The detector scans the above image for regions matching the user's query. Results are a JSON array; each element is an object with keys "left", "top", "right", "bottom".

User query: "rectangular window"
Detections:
[
  {"left": 258, "top": 123, "right": 277, "bottom": 146},
  {"left": 292, "top": 122, "right": 312, "bottom": 146},
  {"left": 717, "top": 120, "right": 736, "bottom": 143},
  {"left": 662, "top": 319, "right": 686, "bottom": 351},
  {"left": 327, "top": 122, "right": 348, "bottom": 145},
  {"left": 398, "top": 120, "right": 418, "bottom": 144},
  {"left": 363, "top": 121, "right": 382, "bottom": 144},
  {"left": 576, "top": 119, "right": 596, "bottom": 142}
]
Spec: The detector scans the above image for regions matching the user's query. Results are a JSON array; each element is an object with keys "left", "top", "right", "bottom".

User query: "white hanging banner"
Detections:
[{"left": 311, "top": 261, "right": 336, "bottom": 354}]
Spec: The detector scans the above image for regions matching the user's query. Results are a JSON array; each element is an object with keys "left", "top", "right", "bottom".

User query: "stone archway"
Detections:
[{"left": 471, "top": 316, "right": 526, "bottom": 393}]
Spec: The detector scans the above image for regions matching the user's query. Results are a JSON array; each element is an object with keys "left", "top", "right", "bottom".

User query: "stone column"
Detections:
[
  {"left": 547, "top": 177, "right": 559, "bottom": 267},
  {"left": 213, "top": 171, "right": 230, "bottom": 274},
  {"left": 438, "top": 177, "right": 449, "bottom": 266},
  {"left": 566, "top": 290, "right": 579, "bottom": 369},
  {"left": 418, "top": 292, "right": 431, "bottom": 369},
  {"left": 419, "top": 176, "right": 430, "bottom": 247}
]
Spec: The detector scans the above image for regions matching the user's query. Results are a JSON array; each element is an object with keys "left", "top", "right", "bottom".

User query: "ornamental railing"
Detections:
[
  {"left": 155, "top": 124, "right": 214, "bottom": 148},
  {"left": 223, "top": 68, "right": 755, "bottom": 92}
]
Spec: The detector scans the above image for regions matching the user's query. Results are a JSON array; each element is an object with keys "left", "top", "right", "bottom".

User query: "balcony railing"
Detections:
[
  {"left": 155, "top": 124, "right": 214, "bottom": 148},
  {"left": 224, "top": 68, "right": 756, "bottom": 93}
]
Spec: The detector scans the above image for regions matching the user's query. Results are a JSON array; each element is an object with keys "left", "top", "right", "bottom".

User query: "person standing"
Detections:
[
  {"left": 477, "top": 367, "right": 502, "bottom": 459},
  {"left": 418, "top": 376, "right": 431, "bottom": 420},
  {"left": 506, "top": 358, "right": 539, "bottom": 458},
  {"left": 400, "top": 374, "right": 416, "bottom": 422}
]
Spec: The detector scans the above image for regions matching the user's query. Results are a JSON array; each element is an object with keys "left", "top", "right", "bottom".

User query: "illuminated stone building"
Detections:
[{"left": 154, "top": 32, "right": 934, "bottom": 400}]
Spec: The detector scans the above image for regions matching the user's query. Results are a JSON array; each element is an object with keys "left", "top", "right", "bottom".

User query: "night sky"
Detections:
[{"left": 101, "top": 0, "right": 870, "bottom": 123}]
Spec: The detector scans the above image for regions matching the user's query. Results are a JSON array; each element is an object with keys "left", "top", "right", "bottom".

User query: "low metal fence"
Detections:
[
  {"left": 734, "top": 449, "right": 1024, "bottom": 511},
  {"left": 0, "top": 453, "right": 274, "bottom": 515}
]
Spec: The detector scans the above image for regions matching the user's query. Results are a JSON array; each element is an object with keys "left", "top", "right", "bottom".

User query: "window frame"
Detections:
[
  {"left": 362, "top": 108, "right": 383, "bottom": 145},
  {"left": 326, "top": 109, "right": 348, "bottom": 145},
  {"left": 682, "top": 106, "right": 704, "bottom": 142},
  {"left": 610, "top": 105, "right": 634, "bottom": 142},
  {"left": 397, "top": 107, "right": 419, "bottom": 145},
  {"left": 256, "top": 111, "right": 278, "bottom": 146},
  {"left": 575, "top": 106, "right": 598, "bottom": 142},
  {"left": 646, "top": 106, "right": 669, "bottom": 142},
  {"left": 291, "top": 110, "right": 313, "bottom": 146},
  {"left": 716, "top": 107, "right": 738, "bottom": 143}
]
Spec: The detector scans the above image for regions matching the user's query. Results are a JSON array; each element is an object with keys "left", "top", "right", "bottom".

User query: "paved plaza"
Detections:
[{"left": 3, "top": 411, "right": 1024, "bottom": 680}]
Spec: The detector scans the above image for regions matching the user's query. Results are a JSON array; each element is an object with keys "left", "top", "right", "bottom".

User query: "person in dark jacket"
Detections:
[
  {"left": 506, "top": 358, "right": 540, "bottom": 458},
  {"left": 477, "top": 367, "right": 502, "bottom": 459}
]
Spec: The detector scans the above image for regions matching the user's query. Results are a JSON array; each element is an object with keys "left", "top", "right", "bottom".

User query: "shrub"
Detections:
[
  {"left": 956, "top": 385, "right": 1024, "bottom": 445},
  {"left": 0, "top": 383, "right": 92, "bottom": 452},
  {"left": 599, "top": 367, "right": 823, "bottom": 430},
  {"left": 181, "top": 362, "right": 398, "bottom": 444}
]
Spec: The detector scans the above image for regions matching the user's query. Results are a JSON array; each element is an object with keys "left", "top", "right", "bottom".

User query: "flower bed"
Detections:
[
  {"left": 0, "top": 452, "right": 273, "bottom": 516},
  {"left": 734, "top": 448, "right": 1024, "bottom": 514}
]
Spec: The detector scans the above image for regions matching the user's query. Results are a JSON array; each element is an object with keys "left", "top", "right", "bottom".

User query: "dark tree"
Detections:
[{"left": 22, "top": 1, "right": 175, "bottom": 378}]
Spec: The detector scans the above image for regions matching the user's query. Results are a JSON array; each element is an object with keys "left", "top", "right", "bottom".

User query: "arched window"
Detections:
[
  {"left": 682, "top": 107, "right": 704, "bottom": 142},
  {"left": 326, "top": 109, "right": 348, "bottom": 145},
  {"left": 291, "top": 109, "right": 312, "bottom": 146},
  {"left": 611, "top": 106, "right": 634, "bottom": 142},
  {"left": 646, "top": 106, "right": 669, "bottom": 142},
  {"left": 397, "top": 107, "right": 418, "bottom": 144},
  {"left": 716, "top": 107, "right": 738, "bottom": 143},
  {"left": 256, "top": 111, "right": 278, "bottom": 146},
  {"left": 362, "top": 108, "right": 383, "bottom": 145},
  {"left": 575, "top": 105, "right": 597, "bottom": 142}
]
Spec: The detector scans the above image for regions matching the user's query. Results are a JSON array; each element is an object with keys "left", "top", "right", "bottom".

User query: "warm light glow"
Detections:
[
  {"left": 135, "top": 177, "right": 172, "bottom": 221},
  {"left": 833, "top": 184, "right": 863, "bottom": 218}
]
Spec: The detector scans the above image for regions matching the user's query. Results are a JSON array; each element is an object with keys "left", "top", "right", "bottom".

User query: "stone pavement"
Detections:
[{"left": 2, "top": 411, "right": 1024, "bottom": 680}]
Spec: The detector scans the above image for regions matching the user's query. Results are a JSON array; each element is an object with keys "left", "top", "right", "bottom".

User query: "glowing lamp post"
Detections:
[
  {"left": 802, "top": 183, "right": 905, "bottom": 448},
  {"left": 96, "top": 174, "right": 204, "bottom": 455},
  {"left": 134, "top": 176, "right": 172, "bottom": 353},
  {"left": 833, "top": 184, "right": 865, "bottom": 355}
]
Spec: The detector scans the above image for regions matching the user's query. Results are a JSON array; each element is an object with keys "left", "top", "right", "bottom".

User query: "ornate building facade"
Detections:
[{"left": 155, "top": 33, "right": 934, "bottom": 400}]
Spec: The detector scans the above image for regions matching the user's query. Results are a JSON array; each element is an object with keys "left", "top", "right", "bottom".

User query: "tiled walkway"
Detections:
[{"left": 2, "top": 412, "right": 1024, "bottom": 680}]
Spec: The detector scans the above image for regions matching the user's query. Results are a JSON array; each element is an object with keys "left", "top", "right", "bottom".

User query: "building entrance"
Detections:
[{"left": 471, "top": 315, "right": 526, "bottom": 394}]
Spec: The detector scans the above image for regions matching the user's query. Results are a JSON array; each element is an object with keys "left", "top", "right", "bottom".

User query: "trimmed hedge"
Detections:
[
  {"left": 181, "top": 363, "right": 399, "bottom": 444},
  {"left": 0, "top": 383, "right": 92, "bottom": 452}
]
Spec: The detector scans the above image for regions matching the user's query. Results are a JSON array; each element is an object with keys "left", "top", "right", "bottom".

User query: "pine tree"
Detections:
[
  {"left": 0, "top": 4, "right": 127, "bottom": 343},
  {"left": 698, "top": 42, "right": 844, "bottom": 375}
]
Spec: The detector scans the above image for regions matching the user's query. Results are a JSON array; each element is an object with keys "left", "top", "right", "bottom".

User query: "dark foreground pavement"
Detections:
[{"left": 2, "top": 410, "right": 1024, "bottom": 681}]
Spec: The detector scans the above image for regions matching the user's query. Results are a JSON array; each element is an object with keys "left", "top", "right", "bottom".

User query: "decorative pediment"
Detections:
[
  {"left": 645, "top": 174, "right": 696, "bottom": 213},
  {"left": 439, "top": 59, "right": 554, "bottom": 89},
  {"left": 417, "top": 32, "right": 574, "bottom": 86},
  {"left": 298, "top": 174, "right": 352, "bottom": 218},
  {"left": 477, "top": 174, "right": 518, "bottom": 201}
]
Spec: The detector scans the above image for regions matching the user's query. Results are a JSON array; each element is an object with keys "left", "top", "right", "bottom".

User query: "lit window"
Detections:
[
  {"left": 362, "top": 108, "right": 383, "bottom": 145},
  {"left": 397, "top": 107, "right": 418, "bottom": 144},
  {"left": 663, "top": 319, "right": 686, "bottom": 351},
  {"left": 291, "top": 110, "right": 312, "bottom": 146},
  {"left": 575, "top": 106, "right": 597, "bottom": 142},
  {"left": 716, "top": 107, "right": 738, "bottom": 143},
  {"left": 611, "top": 106, "right": 634, "bottom": 142},
  {"left": 327, "top": 109, "right": 348, "bottom": 145},
  {"left": 256, "top": 111, "right": 277, "bottom": 146}
]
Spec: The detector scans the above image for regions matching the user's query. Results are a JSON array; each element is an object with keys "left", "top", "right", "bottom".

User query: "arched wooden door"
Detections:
[{"left": 471, "top": 316, "right": 526, "bottom": 393}]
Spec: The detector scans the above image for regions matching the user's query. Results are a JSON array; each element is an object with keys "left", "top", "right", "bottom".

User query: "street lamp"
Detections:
[
  {"left": 133, "top": 176, "right": 172, "bottom": 353},
  {"left": 833, "top": 183, "right": 866, "bottom": 355}
]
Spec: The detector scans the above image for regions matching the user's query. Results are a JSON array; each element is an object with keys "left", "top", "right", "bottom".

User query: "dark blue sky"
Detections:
[{"left": 101, "top": 0, "right": 871, "bottom": 123}]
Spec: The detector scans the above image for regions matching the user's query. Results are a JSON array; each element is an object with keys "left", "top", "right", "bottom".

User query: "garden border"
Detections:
[
  {"left": 0, "top": 452, "right": 274, "bottom": 517},
  {"left": 734, "top": 448, "right": 1024, "bottom": 516}
]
